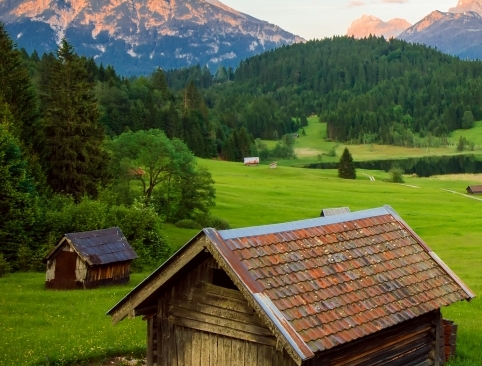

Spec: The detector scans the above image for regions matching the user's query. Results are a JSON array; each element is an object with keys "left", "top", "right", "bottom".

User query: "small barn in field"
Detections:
[
  {"left": 466, "top": 185, "right": 482, "bottom": 194},
  {"left": 45, "top": 227, "right": 137, "bottom": 290},
  {"left": 320, "top": 207, "right": 351, "bottom": 217},
  {"left": 107, "top": 206, "right": 474, "bottom": 366}
]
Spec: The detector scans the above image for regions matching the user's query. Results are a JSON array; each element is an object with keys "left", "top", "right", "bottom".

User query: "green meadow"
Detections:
[
  {"left": 1, "top": 156, "right": 481, "bottom": 365},
  {"left": 271, "top": 117, "right": 482, "bottom": 167}
]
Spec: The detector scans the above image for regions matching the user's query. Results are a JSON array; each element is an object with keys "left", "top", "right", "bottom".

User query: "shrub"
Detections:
[
  {"left": 0, "top": 254, "right": 11, "bottom": 277},
  {"left": 209, "top": 217, "right": 231, "bottom": 230},
  {"left": 175, "top": 219, "right": 202, "bottom": 229},
  {"left": 15, "top": 245, "right": 33, "bottom": 272},
  {"left": 389, "top": 167, "right": 405, "bottom": 183}
]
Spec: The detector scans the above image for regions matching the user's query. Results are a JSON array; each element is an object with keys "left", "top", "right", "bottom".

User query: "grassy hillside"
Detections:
[
  {"left": 269, "top": 117, "right": 482, "bottom": 167},
  {"left": 1, "top": 160, "right": 482, "bottom": 365}
]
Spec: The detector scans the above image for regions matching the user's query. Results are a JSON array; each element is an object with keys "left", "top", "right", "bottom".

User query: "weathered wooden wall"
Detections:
[
  {"left": 149, "top": 254, "right": 295, "bottom": 366},
  {"left": 84, "top": 261, "right": 131, "bottom": 288},
  {"left": 306, "top": 311, "right": 440, "bottom": 366},
  {"left": 46, "top": 243, "right": 131, "bottom": 289}
]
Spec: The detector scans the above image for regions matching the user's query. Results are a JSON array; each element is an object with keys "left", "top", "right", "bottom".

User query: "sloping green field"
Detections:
[
  {"left": 272, "top": 117, "right": 482, "bottom": 167},
  {"left": 1, "top": 160, "right": 481, "bottom": 365}
]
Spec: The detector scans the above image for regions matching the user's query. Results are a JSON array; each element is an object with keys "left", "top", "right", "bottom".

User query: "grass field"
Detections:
[
  {"left": 270, "top": 117, "right": 482, "bottom": 167},
  {"left": 2, "top": 158, "right": 482, "bottom": 365}
]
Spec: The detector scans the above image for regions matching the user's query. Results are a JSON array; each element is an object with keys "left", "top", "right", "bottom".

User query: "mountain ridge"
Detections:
[{"left": 0, "top": 0, "right": 304, "bottom": 75}]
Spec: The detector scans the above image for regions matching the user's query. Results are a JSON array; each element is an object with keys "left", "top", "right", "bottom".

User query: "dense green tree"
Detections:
[
  {"left": 338, "top": 148, "right": 356, "bottom": 179},
  {"left": 0, "top": 22, "right": 40, "bottom": 151},
  {"left": 0, "top": 120, "right": 39, "bottom": 266},
  {"left": 39, "top": 39, "right": 109, "bottom": 201},
  {"left": 108, "top": 129, "right": 215, "bottom": 221},
  {"left": 462, "top": 111, "right": 475, "bottom": 130}
]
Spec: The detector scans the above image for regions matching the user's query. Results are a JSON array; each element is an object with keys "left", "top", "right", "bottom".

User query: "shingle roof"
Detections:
[
  {"left": 46, "top": 227, "right": 137, "bottom": 265},
  {"left": 206, "top": 205, "right": 475, "bottom": 360},
  {"left": 467, "top": 185, "right": 482, "bottom": 193},
  {"left": 107, "top": 206, "right": 474, "bottom": 363}
]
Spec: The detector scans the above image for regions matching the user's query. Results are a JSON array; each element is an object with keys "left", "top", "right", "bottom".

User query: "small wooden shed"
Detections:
[
  {"left": 108, "top": 206, "right": 474, "bottom": 366},
  {"left": 320, "top": 207, "right": 351, "bottom": 217},
  {"left": 466, "top": 185, "right": 482, "bottom": 194},
  {"left": 45, "top": 227, "right": 137, "bottom": 290}
]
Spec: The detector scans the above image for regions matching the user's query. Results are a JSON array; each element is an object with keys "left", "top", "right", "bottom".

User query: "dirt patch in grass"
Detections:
[{"left": 295, "top": 148, "right": 320, "bottom": 157}]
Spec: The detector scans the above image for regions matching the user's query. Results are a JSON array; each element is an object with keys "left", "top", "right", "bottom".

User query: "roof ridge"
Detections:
[{"left": 219, "top": 206, "right": 391, "bottom": 240}]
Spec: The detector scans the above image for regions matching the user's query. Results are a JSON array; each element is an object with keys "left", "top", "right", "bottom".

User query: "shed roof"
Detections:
[
  {"left": 45, "top": 227, "right": 137, "bottom": 266},
  {"left": 108, "top": 206, "right": 474, "bottom": 364}
]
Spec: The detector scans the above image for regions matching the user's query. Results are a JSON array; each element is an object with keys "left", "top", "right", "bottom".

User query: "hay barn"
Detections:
[
  {"left": 45, "top": 227, "right": 137, "bottom": 290},
  {"left": 108, "top": 206, "right": 474, "bottom": 366}
]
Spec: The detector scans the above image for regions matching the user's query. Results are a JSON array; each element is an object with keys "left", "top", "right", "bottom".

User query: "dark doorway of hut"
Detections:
[{"left": 55, "top": 251, "right": 77, "bottom": 289}]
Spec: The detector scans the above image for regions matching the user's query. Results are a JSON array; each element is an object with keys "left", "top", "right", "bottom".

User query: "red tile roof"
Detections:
[{"left": 206, "top": 206, "right": 475, "bottom": 360}]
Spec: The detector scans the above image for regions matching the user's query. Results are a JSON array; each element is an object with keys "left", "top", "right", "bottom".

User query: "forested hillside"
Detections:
[{"left": 223, "top": 36, "right": 482, "bottom": 146}]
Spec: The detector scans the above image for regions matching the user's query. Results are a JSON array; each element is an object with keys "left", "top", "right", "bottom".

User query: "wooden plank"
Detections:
[
  {"left": 170, "top": 298, "right": 266, "bottom": 326},
  {"left": 258, "top": 344, "right": 272, "bottom": 366},
  {"left": 231, "top": 338, "right": 245, "bottom": 366},
  {"left": 245, "top": 340, "right": 258, "bottom": 365},
  {"left": 191, "top": 329, "right": 202, "bottom": 365},
  {"left": 183, "top": 326, "right": 192, "bottom": 366},
  {"left": 169, "top": 323, "right": 177, "bottom": 366},
  {"left": 169, "top": 315, "right": 277, "bottom": 347},
  {"left": 435, "top": 310, "right": 443, "bottom": 366},
  {"left": 170, "top": 306, "right": 273, "bottom": 336},
  {"left": 156, "top": 306, "right": 163, "bottom": 366},
  {"left": 191, "top": 291, "right": 254, "bottom": 314},
  {"left": 198, "top": 282, "right": 245, "bottom": 301},
  {"left": 217, "top": 336, "right": 226, "bottom": 366},
  {"left": 110, "top": 239, "right": 205, "bottom": 324},
  {"left": 136, "top": 306, "right": 158, "bottom": 317},
  {"left": 200, "top": 331, "right": 210, "bottom": 366},
  {"left": 147, "top": 318, "right": 154, "bottom": 366},
  {"left": 223, "top": 336, "right": 232, "bottom": 366},
  {"left": 209, "top": 333, "right": 218, "bottom": 366},
  {"left": 159, "top": 297, "right": 169, "bottom": 366}
]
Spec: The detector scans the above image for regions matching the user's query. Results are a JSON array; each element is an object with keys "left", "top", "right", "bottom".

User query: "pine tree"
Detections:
[
  {"left": 338, "top": 148, "right": 356, "bottom": 179},
  {"left": 40, "top": 39, "right": 109, "bottom": 201},
  {"left": 0, "top": 22, "right": 40, "bottom": 154}
]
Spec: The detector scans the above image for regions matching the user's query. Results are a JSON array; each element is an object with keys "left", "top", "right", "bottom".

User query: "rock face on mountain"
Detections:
[
  {"left": 0, "top": 0, "right": 304, "bottom": 75},
  {"left": 398, "top": 10, "right": 482, "bottom": 60},
  {"left": 347, "top": 15, "right": 411, "bottom": 39},
  {"left": 449, "top": 0, "right": 482, "bottom": 14}
]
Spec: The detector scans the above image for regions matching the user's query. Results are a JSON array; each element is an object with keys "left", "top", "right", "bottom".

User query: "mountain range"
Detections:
[
  {"left": 348, "top": 0, "right": 482, "bottom": 60},
  {"left": 0, "top": 0, "right": 304, "bottom": 75}
]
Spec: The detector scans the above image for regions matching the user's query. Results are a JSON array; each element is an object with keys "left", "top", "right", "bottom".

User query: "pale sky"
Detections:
[{"left": 220, "top": 0, "right": 460, "bottom": 40}]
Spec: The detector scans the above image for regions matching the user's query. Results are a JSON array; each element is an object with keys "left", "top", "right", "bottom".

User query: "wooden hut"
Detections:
[
  {"left": 466, "top": 185, "right": 482, "bottom": 194},
  {"left": 107, "top": 206, "right": 474, "bottom": 366},
  {"left": 45, "top": 227, "right": 137, "bottom": 290}
]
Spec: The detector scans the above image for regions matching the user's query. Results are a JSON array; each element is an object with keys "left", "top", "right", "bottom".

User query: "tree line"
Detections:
[{"left": 0, "top": 25, "right": 224, "bottom": 274}]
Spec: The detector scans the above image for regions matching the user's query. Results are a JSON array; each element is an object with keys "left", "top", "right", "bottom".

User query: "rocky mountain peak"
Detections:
[
  {"left": 450, "top": 0, "right": 482, "bottom": 15},
  {"left": 347, "top": 15, "right": 411, "bottom": 39}
]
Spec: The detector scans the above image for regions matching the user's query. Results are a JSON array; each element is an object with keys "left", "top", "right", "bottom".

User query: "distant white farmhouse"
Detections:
[{"left": 243, "top": 157, "right": 259, "bottom": 166}]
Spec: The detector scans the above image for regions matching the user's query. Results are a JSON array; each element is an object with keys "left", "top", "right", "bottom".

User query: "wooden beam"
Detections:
[
  {"left": 169, "top": 306, "right": 274, "bottom": 336},
  {"left": 169, "top": 298, "right": 264, "bottom": 326},
  {"left": 435, "top": 310, "right": 443, "bottom": 366},
  {"left": 110, "top": 238, "right": 205, "bottom": 325},
  {"left": 169, "top": 316, "right": 277, "bottom": 347}
]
